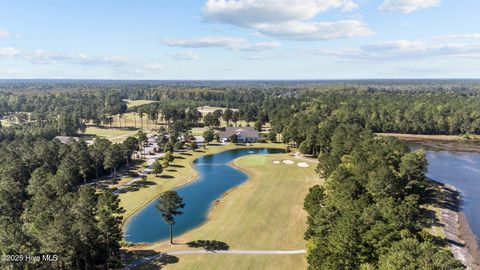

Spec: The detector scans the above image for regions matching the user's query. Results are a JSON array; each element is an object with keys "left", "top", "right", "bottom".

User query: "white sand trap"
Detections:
[
  {"left": 282, "top": 160, "right": 294, "bottom": 165},
  {"left": 297, "top": 162, "right": 309, "bottom": 168},
  {"left": 273, "top": 160, "right": 280, "bottom": 164}
]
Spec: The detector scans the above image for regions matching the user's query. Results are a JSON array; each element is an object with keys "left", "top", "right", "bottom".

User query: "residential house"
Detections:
[{"left": 219, "top": 126, "right": 259, "bottom": 143}]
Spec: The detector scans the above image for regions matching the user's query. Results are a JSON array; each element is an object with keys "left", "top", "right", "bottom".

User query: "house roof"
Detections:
[
  {"left": 219, "top": 126, "right": 259, "bottom": 138},
  {"left": 54, "top": 136, "right": 80, "bottom": 144}
]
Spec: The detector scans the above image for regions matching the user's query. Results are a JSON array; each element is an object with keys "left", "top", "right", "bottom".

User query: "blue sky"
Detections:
[{"left": 0, "top": 0, "right": 479, "bottom": 79}]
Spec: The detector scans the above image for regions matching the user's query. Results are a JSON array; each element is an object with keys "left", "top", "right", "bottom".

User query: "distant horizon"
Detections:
[{"left": 1, "top": 78, "right": 480, "bottom": 83}]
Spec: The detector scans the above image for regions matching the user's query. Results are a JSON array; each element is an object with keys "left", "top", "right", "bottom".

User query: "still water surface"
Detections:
[
  {"left": 124, "top": 148, "right": 284, "bottom": 243},
  {"left": 410, "top": 142, "right": 480, "bottom": 245}
]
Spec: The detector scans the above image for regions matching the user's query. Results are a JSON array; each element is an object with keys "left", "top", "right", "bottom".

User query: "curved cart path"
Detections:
[{"left": 125, "top": 249, "right": 306, "bottom": 269}]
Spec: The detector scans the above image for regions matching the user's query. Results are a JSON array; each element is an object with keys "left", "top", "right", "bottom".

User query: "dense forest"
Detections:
[
  {"left": 0, "top": 137, "right": 135, "bottom": 269},
  {"left": 0, "top": 80, "right": 476, "bottom": 269},
  {"left": 303, "top": 123, "right": 462, "bottom": 269}
]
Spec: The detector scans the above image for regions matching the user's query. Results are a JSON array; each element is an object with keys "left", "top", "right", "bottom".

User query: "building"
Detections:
[
  {"left": 193, "top": 135, "right": 205, "bottom": 146},
  {"left": 219, "top": 126, "right": 259, "bottom": 143},
  {"left": 54, "top": 136, "right": 80, "bottom": 144}
]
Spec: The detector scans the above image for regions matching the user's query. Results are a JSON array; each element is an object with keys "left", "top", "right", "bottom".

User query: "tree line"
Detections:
[
  {"left": 303, "top": 121, "right": 463, "bottom": 269},
  {"left": 0, "top": 134, "right": 140, "bottom": 269}
]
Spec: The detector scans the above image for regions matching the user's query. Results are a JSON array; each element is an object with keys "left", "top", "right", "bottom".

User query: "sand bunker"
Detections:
[
  {"left": 297, "top": 162, "right": 309, "bottom": 168},
  {"left": 273, "top": 160, "right": 280, "bottom": 164},
  {"left": 282, "top": 160, "right": 294, "bottom": 165}
]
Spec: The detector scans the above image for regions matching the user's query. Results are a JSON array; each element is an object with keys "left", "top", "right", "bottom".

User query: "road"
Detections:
[
  {"left": 114, "top": 134, "right": 164, "bottom": 194},
  {"left": 125, "top": 249, "right": 306, "bottom": 269}
]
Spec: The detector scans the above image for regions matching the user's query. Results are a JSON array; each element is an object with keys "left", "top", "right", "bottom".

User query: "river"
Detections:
[
  {"left": 410, "top": 142, "right": 480, "bottom": 247},
  {"left": 124, "top": 147, "right": 284, "bottom": 243}
]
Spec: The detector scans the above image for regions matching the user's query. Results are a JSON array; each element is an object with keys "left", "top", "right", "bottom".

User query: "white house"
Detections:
[{"left": 219, "top": 127, "right": 259, "bottom": 143}]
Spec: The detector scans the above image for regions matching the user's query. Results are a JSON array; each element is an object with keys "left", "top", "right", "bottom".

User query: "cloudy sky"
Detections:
[{"left": 0, "top": 0, "right": 479, "bottom": 79}]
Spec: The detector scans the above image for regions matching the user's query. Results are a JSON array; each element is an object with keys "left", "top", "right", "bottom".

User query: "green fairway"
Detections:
[
  {"left": 239, "top": 155, "right": 266, "bottom": 166},
  {"left": 119, "top": 143, "right": 286, "bottom": 222},
  {"left": 124, "top": 99, "right": 157, "bottom": 108},
  {"left": 84, "top": 126, "right": 141, "bottom": 142},
  {"left": 125, "top": 152, "right": 321, "bottom": 270}
]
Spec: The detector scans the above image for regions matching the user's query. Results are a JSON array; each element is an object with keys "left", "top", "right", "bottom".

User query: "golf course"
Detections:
[{"left": 124, "top": 149, "right": 321, "bottom": 270}]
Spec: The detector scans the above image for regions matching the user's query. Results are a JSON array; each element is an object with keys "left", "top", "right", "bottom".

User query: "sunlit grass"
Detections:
[{"left": 125, "top": 150, "right": 320, "bottom": 270}]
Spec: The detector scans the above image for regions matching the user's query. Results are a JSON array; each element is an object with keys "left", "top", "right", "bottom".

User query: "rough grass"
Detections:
[{"left": 125, "top": 152, "right": 321, "bottom": 270}]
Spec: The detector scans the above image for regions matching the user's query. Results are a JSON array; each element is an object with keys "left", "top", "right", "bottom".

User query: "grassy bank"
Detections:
[
  {"left": 376, "top": 133, "right": 478, "bottom": 141},
  {"left": 125, "top": 152, "right": 321, "bottom": 270},
  {"left": 119, "top": 143, "right": 286, "bottom": 223}
]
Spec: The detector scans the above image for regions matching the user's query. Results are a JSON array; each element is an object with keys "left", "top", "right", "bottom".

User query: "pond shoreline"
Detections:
[
  {"left": 440, "top": 184, "right": 480, "bottom": 269},
  {"left": 376, "top": 133, "right": 480, "bottom": 153},
  {"left": 121, "top": 144, "right": 286, "bottom": 229},
  {"left": 382, "top": 134, "right": 480, "bottom": 268},
  {"left": 123, "top": 147, "right": 285, "bottom": 243}
]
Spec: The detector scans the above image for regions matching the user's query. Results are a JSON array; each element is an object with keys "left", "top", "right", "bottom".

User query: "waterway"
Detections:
[
  {"left": 410, "top": 142, "right": 480, "bottom": 246},
  {"left": 124, "top": 148, "right": 284, "bottom": 243}
]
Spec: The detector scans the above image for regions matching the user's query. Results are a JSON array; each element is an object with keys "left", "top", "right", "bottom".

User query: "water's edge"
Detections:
[{"left": 123, "top": 147, "right": 284, "bottom": 243}]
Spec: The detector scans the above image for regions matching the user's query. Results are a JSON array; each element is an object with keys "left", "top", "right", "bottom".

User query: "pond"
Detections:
[
  {"left": 124, "top": 147, "right": 285, "bottom": 243},
  {"left": 410, "top": 142, "right": 480, "bottom": 246}
]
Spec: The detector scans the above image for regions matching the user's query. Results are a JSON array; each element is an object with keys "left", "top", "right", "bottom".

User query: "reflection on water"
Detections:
[
  {"left": 124, "top": 148, "right": 284, "bottom": 243},
  {"left": 409, "top": 142, "right": 480, "bottom": 245}
]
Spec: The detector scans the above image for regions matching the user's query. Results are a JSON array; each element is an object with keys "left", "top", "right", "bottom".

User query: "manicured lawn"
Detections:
[
  {"left": 191, "top": 127, "right": 208, "bottom": 136},
  {"left": 240, "top": 155, "right": 266, "bottom": 166},
  {"left": 125, "top": 151, "right": 321, "bottom": 270},
  {"left": 197, "top": 106, "right": 237, "bottom": 115},
  {"left": 110, "top": 112, "right": 161, "bottom": 131},
  {"left": 124, "top": 99, "right": 157, "bottom": 108},
  {"left": 119, "top": 143, "right": 286, "bottom": 222},
  {"left": 84, "top": 126, "right": 140, "bottom": 143},
  {"left": 137, "top": 254, "right": 306, "bottom": 270}
]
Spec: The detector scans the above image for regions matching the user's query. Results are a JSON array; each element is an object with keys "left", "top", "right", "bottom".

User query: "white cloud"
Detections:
[
  {"left": 0, "top": 68, "right": 22, "bottom": 77},
  {"left": 0, "top": 47, "right": 19, "bottom": 57},
  {"left": 0, "top": 29, "right": 9, "bottom": 38},
  {"left": 256, "top": 20, "right": 374, "bottom": 41},
  {"left": 240, "top": 42, "right": 282, "bottom": 51},
  {"left": 435, "top": 33, "right": 480, "bottom": 42},
  {"left": 0, "top": 48, "right": 165, "bottom": 74},
  {"left": 25, "top": 50, "right": 134, "bottom": 66},
  {"left": 203, "top": 0, "right": 357, "bottom": 26},
  {"left": 170, "top": 51, "right": 200, "bottom": 60},
  {"left": 379, "top": 0, "right": 440, "bottom": 13},
  {"left": 202, "top": 0, "right": 371, "bottom": 41},
  {"left": 162, "top": 36, "right": 281, "bottom": 51},
  {"left": 313, "top": 39, "right": 480, "bottom": 60},
  {"left": 241, "top": 52, "right": 290, "bottom": 60}
]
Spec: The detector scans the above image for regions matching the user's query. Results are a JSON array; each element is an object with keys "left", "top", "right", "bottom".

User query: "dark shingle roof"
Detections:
[{"left": 219, "top": 127, "right": 259, "bottom": 138}]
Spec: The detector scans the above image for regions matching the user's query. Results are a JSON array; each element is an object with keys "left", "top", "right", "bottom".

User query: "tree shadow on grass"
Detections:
[
  {"left": 146, "top": 254, "right": 179, "bottom": 269},
  {"left": 180, "top": 152, "right": 192, "bottom": 156},
  {"left": 174, "top": 155, "right": 186, "bottom": 160},
  {"left": 160, "top": 175, "right": 174, "bottom": 179},
  {"left": 208, "top": 143, "right": 221, "bottom": 146},
  {"left": 169, "top": 164, "right": 185, "bottom": 168},
  {"left": 166, "top": 169, "right": 177, "bottom": 172},
  {"left": 124, "top": 249, "right": 179, "bottom": 269},
  {"left": 187, "top": 240, "right": 230, "bottom": 252},
  {"left": 121, "top": 180, "right": 157, "bottom": 193}
]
